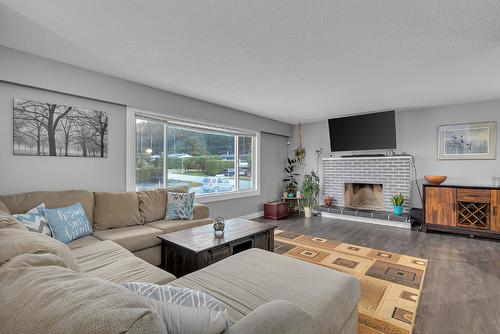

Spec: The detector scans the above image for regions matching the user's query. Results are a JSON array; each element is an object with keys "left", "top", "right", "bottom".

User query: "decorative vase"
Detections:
[
  {"left": 324, "top": 195, "right": 333, "bottom": 207},
  {"left": 288, "top": 193, "right": 294, "bottom": 198},
  {"left": 282, "top": 192, "right": 288, "bottom": 199},
  {"left": 296, "top": 191, "right": 301, "bottom": 198},
  {"left": 393, "top": 206, "right": 403, "bottom": 216},
  {"left": 304, "top": 207, "right": 313, "bottom": 218},
  {"left": 213, "top": 216, "right": 225, "bottom": 237}
]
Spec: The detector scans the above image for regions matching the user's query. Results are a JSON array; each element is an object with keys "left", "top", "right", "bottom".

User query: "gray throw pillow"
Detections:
[
  {"left": 121, "top": 282, "right": 230, "bottom": 334},
  {"left": 166, "top": 192, "right": 195, "bottom": 220}
]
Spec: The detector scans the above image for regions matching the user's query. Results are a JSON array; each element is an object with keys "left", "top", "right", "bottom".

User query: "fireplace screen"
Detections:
[{"left": 344, "top": 183, "right": 383, "bottom": 210}]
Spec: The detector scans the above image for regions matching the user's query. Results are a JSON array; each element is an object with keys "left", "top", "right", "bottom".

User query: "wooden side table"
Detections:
[
  {"left": 264, "top": 202, "right": 289, "bottom": 220},
  {"left": 282, "top": 196, "right": 302, "bottom": 214}
]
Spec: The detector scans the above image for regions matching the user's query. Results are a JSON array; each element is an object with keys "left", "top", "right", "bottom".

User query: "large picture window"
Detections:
[
  {"left": 134, "top": 114, "right": 258, "bottom": 200},
  {"left": 136, "top": 118, "right": 166, "bottom": 190}
]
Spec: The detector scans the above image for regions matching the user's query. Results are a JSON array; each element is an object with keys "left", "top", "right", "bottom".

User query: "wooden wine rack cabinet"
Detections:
[
  {"left": 423, "top": 184, "right": 500, "bottom": 239},
  {"left": 457, "top": 202, "right": 489, "bottom": 229}
]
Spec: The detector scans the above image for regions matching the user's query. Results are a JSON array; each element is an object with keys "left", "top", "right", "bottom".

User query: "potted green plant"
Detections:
[
  {"left": 301, "top": 171, "right": 320, "bottom": 218},
  {"left": 283, "top": 157, "right": 299, "bottom": 196},
  {"left": 391, "top": 193, "right": 405, "bottom": 215}
]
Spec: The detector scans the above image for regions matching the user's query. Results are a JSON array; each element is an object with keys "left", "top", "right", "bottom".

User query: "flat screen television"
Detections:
[{"left": 328, "top": 111, "right": 396, "bottom": 152}]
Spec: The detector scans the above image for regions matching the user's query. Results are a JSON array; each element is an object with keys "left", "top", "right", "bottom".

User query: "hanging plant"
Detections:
[{"left": 294, "top": 123, "right": 306, "bottom": 165}]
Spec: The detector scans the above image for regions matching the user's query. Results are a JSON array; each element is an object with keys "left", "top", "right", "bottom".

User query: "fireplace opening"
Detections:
[{"left": 344, "top": 183, "right": 383, "bottom": 210}]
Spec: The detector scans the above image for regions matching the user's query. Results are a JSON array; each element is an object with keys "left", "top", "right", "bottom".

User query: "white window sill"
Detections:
[{"left": 194, "top": 189, "right": 260, "bottom": 204}]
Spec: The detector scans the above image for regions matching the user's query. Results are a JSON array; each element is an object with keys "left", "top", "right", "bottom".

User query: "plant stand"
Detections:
[{"left": 282, "top": 196, "right": 301, "bottom": 215}]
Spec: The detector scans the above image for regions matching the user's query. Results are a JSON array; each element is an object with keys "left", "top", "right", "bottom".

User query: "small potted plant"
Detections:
[
  {"left": 391, "top": 193, "right": 405, "bottom": 215},
  {"left": 301, "top": 171, "right": 320, "bottom": 218}
]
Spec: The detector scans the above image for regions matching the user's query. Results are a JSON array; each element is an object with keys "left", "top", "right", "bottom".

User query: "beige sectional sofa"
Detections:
[
  {"left": 0, "top": 188, "right": 361, "bottom": 334},
  {"left": 0, "top": 187, "right": 212, "bottom": 285},
  {"left": 0, "top": 187, "right": 212, "bottom": 266}
]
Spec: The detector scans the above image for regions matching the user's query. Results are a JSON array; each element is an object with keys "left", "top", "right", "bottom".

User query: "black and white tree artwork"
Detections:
[{"left": 13, "top": 98, "right": 108, "bottom": 157}]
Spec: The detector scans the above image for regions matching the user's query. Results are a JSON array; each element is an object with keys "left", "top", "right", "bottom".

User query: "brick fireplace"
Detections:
[{"left": 322, "top": 156, "right": 412, "bottom": 212}]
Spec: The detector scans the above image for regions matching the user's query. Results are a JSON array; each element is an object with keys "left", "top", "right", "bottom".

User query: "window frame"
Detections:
[{"left": 126, "top": 107, "right": 260, "bottom": 203}]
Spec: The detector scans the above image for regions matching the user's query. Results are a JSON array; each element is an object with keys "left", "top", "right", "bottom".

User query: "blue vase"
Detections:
[{"left": 393, "top": 206, "right": 403, "bottom": 215}]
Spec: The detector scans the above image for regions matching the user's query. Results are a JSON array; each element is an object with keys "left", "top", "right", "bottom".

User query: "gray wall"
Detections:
[
  {"left": 0, "top": 46, "right": 291, "bottom": 137},
  {"left": 0, "top": 46, "right": 291, "bottom": 218},
  {"left": 0, "top": 81, "right": 127, "bottom": 193},
  {"left": 292, "top": 99, "right": 500, "bottom": 208}
]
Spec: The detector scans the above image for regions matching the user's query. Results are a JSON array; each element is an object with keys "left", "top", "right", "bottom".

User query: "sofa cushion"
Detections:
[
  {"left": 137, "top": 189, "right": 168, "bottom": 223},
  {"left": 0, "top": 190, "right": 94, "bottom": 222},
  {"left": 224, "top": 300, "right": 315, "bottom": 334},
  {"left": 92, "top": 225, "right": 163, "bottom": 252},
  {"left": 0, "top": 211, "right": 28, "bottom": 231},
  {"left": 168, "top": 186, "right": 188, "bottom": 194},
  {"left": 193, "top": 203, "right": 210, "bottom": 220},
  {"left": 0, "top": 201, "right": 25, "bottom": 231},
  {"left": 0, "top": 200, "right": 11, "bottom": 214},
  {"left": 136, "top": 187, "right": 190, "bottom": 224},
  {"left": 171, "top": 248, "right": 360, "bottom": 333},
  {"left": 146, "top": 218, "right": 213, "bottom": 234},
  {"left": 67, "top": 235, "right": 101, "bottom": 250},
  {"left": 133, "top": 246, "right": 161, "bottom": 266},
  {"left": 0, "top": 228, "right": 80, "bottom": 272},
  {"left": 93, "top": 192, "right": 142, "bottom": 230},
  {"left": 72, "top": 240, "right": 135, "bottom": 272},
  {"left": 89, "top": 256, "right": 176, "bottom": 285},
  {"left": 72, "top": 240, "right": 174, "bottom": 284},
  {"left": 0, "top": 253, "right": 165, "bottom": 334}
]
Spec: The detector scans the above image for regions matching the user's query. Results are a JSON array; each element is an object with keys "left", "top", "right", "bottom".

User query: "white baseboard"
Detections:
[
  {"left": 321, "top": 212, "right": 411, "bottom": 229},
  {"left": 237, "top": 211, "right": 264, "bottom": 220}
]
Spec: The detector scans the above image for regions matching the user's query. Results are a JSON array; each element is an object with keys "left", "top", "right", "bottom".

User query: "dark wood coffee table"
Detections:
[{"left": 158, "top": 218, "right": 277, "bottom": 277}]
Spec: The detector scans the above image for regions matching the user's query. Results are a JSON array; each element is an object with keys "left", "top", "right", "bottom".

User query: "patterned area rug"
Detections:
[{"left": 274, "top": 230, "right": 427, "bottom": 334}]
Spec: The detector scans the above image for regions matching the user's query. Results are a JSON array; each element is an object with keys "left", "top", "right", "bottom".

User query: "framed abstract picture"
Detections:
[
  {"left": 13, "top": 98, "right": 108, "bottom": 157},
  {"left": 437, "top": 121, "right": 497, "bottom": 160}
]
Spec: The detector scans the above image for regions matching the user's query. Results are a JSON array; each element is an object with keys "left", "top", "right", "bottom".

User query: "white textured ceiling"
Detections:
[{"left": 1, "top": 1, "right": 500, "bottom": 124}]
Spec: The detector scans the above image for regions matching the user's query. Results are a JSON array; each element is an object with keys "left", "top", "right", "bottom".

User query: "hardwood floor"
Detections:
[{"left": 253, "top": 215, "right": 500, "bottom": 334}]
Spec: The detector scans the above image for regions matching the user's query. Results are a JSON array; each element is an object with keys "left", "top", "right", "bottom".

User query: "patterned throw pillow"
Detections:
[
  {"left": 166, "top": 192, "right": 195, "bottom": 220},
  {"left": 43, "top": 203, "right": 93, "bottom": 244},
  {"left": 13, "top": 203, "right": 52, "bottom": 236},
  {"left": 121, "top": 282, "right": 230, "bottom": 334}
]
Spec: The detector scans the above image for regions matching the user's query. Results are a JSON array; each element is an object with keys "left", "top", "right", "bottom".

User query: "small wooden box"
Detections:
[{"left": 264, "top": 202, "right": 289, "bottom": 220}]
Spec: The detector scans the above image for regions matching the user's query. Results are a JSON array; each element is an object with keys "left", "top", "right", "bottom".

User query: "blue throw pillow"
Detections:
[
  {"left": 166, "top": 192, "right": 195, "bottom": 220},
  {"left": 43, "top": 203, "right": 93, "bottom": 243}
]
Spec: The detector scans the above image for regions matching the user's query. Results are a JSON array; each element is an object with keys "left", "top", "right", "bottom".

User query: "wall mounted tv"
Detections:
[{"left": 328, "top": 110, "right": 396, "bottom": 152}]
